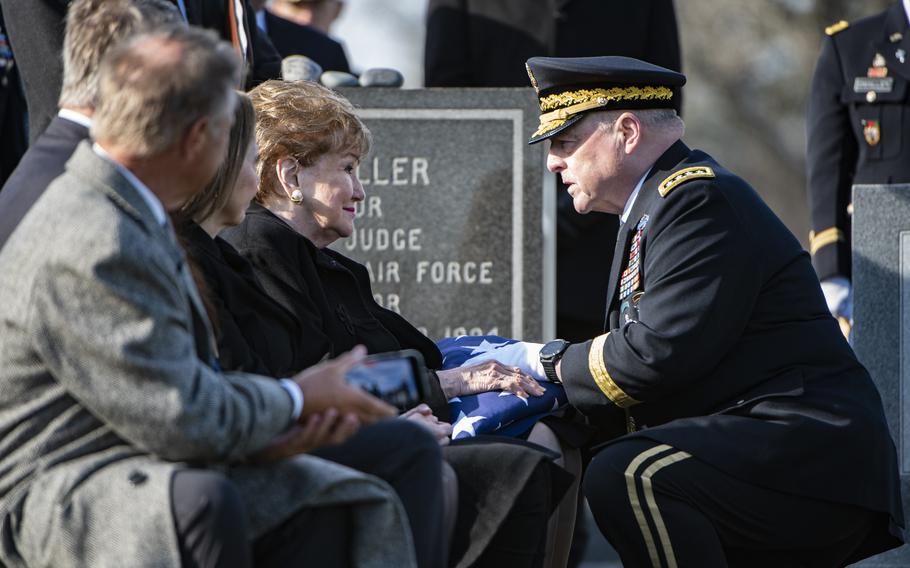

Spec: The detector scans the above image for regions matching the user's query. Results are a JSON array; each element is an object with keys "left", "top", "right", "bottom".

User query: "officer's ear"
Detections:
[{"left": 616, "top": 112, "right": 642, "bottom": 155}]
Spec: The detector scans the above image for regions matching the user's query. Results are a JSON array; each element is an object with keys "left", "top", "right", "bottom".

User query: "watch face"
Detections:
[{"left": 541, "top": 340, "right": 568, "bottom": 359}]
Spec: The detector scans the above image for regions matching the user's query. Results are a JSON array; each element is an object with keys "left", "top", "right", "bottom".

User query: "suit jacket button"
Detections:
[
  {"left": 128, "top": 470, "right": 148, "bottom": 486},
  {"left": 866, "top": 91, "right": 877, "bottom": 103}
]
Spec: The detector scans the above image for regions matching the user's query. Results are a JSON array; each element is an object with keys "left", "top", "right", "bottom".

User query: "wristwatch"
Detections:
[{"left": 539, "top": 339, "right": 570, "bottom": 383}]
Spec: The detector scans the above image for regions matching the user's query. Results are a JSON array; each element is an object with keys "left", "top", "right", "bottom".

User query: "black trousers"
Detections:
[
  {"left": 311, "top": 419, "right": 447, "bottom": 568},
  {"left": 171, "top": 420, "right": 445, "bottom": 567},
  {"left": 584, "top": 438, "right": 879, "bottom": 568},
  {"left": 171, "top": 469, "right": 353, "bottom": 568}
]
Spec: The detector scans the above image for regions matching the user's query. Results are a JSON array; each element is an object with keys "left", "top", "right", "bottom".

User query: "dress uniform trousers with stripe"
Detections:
[{"left": 558, "top": 141, "right": 905, "bottom": 566}]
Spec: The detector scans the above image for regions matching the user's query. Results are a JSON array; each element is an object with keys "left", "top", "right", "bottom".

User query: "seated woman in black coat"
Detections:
[
  {"left": 222, "top": 80, "right": 579, "bottom": 568},
  {"left": 178, "top": 91, "right": 571, "bottom": 568}
]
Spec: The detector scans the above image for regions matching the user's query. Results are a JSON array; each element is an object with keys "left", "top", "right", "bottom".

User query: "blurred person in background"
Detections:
[
  {"left": 0, "top": 7, "right": 26, "bottom": 186},
  {"left": 0, "top": 0, "right": 281, "bottom": 145},
  {"left": 0, "top": 0, "right": 181, "bottom": 251},
  {"left": 259, "top": 0, "right": 350, "bottom": 72},
  {"left": 805, "top": 1, "right": 910, "bottom": 337}
]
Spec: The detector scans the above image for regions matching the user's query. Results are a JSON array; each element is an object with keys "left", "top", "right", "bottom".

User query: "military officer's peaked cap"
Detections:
[{"left": 525, "top": 56, "right": 686, "bottom": 144}]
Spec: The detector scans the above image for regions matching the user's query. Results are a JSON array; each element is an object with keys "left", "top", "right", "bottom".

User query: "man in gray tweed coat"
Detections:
[{"left": 0, "top": 23, "right": 439, "bottom": 568}]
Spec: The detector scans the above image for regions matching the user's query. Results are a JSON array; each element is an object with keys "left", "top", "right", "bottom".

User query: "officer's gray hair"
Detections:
[
  {"left": 91, "top": 26, "right": 240, "bottom": 157},
  {"left": 596, "top": 108, "right": 684, "bottom": 136},
  {"left": 59, "top": 0, "right": 183, "bottom": 109}
]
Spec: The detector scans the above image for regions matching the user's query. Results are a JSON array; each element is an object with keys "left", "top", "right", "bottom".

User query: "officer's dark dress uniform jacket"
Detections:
[
  {"left": 560, "top": 140, "right": 904, "bottom": 556},
  {"left": 806, "top": 3, "right": 910, "bottom": 280}
]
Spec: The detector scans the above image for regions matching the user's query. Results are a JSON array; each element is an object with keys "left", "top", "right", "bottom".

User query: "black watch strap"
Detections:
[
  {"left": 542, "top": 359, "right": 561, "bottom": 383},
  {"left": 540, "top": 339, "right": 570, "bottom": 383}
]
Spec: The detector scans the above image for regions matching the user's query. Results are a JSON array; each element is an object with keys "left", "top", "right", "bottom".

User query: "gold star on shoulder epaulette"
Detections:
[
  {"left": 825, "top": 20, "right": 849, "bottom": 36},
  {"left": 658, "top": 166, "right": 715, "bottom": 198}
]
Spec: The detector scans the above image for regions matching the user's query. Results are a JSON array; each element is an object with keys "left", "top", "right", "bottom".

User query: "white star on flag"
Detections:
[
  {"left": 464, "top": 338, "right": 512, "bottom": 356},
  {"left": 452, "top": 411, "right": 486, "bottom": 438},
  {"left": 498, "top": 390, "right": 529, "bottom": 406}
]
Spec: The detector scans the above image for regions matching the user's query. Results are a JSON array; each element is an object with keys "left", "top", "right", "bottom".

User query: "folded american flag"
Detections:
[{"left": 436, "top": 335, "right": 568, "bottom": 440}]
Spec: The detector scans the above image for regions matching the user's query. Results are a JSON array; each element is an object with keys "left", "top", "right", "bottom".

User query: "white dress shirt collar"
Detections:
[
  {"left": 57, "top": 108, "right": 92, "bottom": 129},
  {"left": 620, "top": 169, "right": 651, "bottom": 225},
  {"left": 904, "top": 0, "right": 910, "bottom": 27},
  {"left": 92, "top": 143, "right": 167, "bottom": 226}
]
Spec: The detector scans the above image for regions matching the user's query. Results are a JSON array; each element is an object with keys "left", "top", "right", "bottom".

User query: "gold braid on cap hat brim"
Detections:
[
  {"left": 538, "top": 86, "right": 674, "bottom": 111},
  {"left": 532, "top": 86, "right": 674, "bottom": 138}
]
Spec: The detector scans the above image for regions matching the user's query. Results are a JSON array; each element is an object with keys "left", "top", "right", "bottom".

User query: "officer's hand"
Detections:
[
  {"left": 292, "top": 346, "right": 397, "bottom": 424},
  {"left": 437, "top": 360, "right": 545, "bottom": 399}
]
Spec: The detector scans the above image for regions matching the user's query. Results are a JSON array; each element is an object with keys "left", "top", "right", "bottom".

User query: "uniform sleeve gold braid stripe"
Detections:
[
  {"left": 658, "top": 166, "right": 715, "bottom": 197},
  {"left": 808, "top": 227, "right": 845, "bottom": 255},
  {"left": 588, "top": 333, "right": 640, "bottom": 408},
  {"left": 538, "top": 86, "right": 674, "bottom": 112}
]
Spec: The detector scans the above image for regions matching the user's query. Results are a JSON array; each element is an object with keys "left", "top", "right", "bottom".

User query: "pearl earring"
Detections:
[{"left": 290, "top": 189, "right": 303, "bottom": 203}]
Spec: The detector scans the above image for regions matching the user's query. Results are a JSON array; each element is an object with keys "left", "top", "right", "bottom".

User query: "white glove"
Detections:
[
  {"left": 461, "top": 341, "right": 547, "bottom": 382},
  {"left": 820, "top": 276, "right": 852, "bottom": 321}
]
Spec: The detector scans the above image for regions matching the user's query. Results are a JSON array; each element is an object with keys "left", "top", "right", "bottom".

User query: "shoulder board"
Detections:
[
  {"left": 825, "top": 20, "right": 849, "bottom": 36},
  {"left": 658, "top": 166, "right": 715, "bottom": 198}
]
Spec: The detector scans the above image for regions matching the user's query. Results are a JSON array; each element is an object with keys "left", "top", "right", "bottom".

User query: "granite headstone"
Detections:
[
  {"left": 853, "top": 183, "right": 910, "bottom": 565},
  {"left": 330, "top": 88, "right": 555, "bottom": 342}
]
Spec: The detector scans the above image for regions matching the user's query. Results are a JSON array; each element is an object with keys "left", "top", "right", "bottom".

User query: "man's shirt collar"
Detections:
[
  {"left": 57, "top": 108, "right": 92, "bottom": 129},
  {"left": 620, "top": 169, "right": 650, "bottom": 225},
  {"left": 92, "top": 143, "right": 168, "bottom": 226}
]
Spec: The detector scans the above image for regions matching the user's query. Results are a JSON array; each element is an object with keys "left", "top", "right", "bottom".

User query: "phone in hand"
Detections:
[{"left": 345, "top": 349, "right": 429, "bottom": 411}]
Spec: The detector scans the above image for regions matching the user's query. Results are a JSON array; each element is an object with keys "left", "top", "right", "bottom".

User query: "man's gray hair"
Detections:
[
  {"left": 59, "top": 0, "right": 183, "bottom": 109},
  {"left": 91, "top": 26, "right": 241, "bottom": 157},
  {"left": 596, "top": 108, "right": 685, "bottom": 135}
]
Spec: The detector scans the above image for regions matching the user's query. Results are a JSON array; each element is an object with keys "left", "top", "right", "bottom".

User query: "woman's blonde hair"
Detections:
[
  {"left": 178, "top": 91, "right": 255, "bottom": 224},
  {"left": 248, "top": 80, "right": 371, "bottom": 204}
]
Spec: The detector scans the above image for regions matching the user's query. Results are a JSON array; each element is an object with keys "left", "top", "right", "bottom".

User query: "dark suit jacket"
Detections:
[
  {"left": 180, "top": 220, "right": 305, "bottom": 377},
  {"left": 0, "top": 9, "right": 28, "bottom": 185},
  {"left": 806, "top": 3, "right": 910, "bottom": 281},
  {"left": 0, "top": 115, "right": 88, "bottom": 250},
  {"left": 263, "top": 10, "right": 350, "bottom": 73},
  {"left": 560, "top": 140, "right": 904, "bottom": 559},
  {"left": 0, "top": 0, "right": 67, "bottom": 143},
  {"left": 182, "top": 0, "right": 281, "bottom": 87},
  {"left": 424, "top": 0, "right": 681, "bottom": 340}
]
